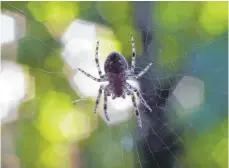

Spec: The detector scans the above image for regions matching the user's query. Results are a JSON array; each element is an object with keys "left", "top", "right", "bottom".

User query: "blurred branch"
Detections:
[{"left": 134, "top": 2, "right": 180, "bottom": 168}]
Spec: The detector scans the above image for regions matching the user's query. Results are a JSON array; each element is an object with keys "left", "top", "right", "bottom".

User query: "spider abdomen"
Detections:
[{"left": 108, "top": 72, "right": 126, "bottom": 97}]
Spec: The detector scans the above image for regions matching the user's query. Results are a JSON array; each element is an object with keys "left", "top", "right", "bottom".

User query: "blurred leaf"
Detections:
[
  {"left": 39, "top": 143, "right": 71, "bottom": 168},
  {"left": 33, "top": 71, "right": 54, "bottom": 98},
  {"left": 36, "top": 91, "right": 91, "bottom": 143},
  {"left": 16, "top": 120, "right": 49, "bottom": 168},
  {"left": 180, "top": 118, "right": 228, "bottom": 168},
  {"left": 1, "top": 1, "right": 29, "bottom": 14},
  {"left": 17, "top": 37, "right": 52, "bottom": 67},
  {"left": 27, "top": 2, "right": 47, "bottom": 22},
  {"left": 96, "top": 27, "right": 122, "bottom": 59},
  {"left": 157, "top": 33, "right": 179, "bottom": 73},
  {"left": 27, "top": 2, "right": 80, "bottom": 37},
  {"left": 27, "top": 19, "right": 52, "bottom": 40},
  {"left": 97, "top": 2, "right": 133, "bottom": 26},
  {"left": 44, "top": 50, "right": 64, "bottom": 72},
  {"left": 115, "top": 25, "right": 142, "bottom": 58},
  {"left": 43, "top": 50, "right": 79, "bottom": 99},
  {"left": 199, "top": 2, "right": 228, "bottom": 36},
  {"left": 154, "top": 2, "right": 198, "bottom": 32},
  {"left": 37, "top": 91, "right": 73, "bottom": 143}
]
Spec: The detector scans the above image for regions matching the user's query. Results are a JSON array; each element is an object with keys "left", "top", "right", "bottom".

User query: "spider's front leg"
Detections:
[
  {"left": 126, "top": 83, "right": 152, "bottom": 112},
  {"left": 94, "top": 41, "right": 104, "bottom": 78},
  {"left": 130, "top": 35, "right": 136, "bottom": 73},
  {"left": 127, "top": 61, "right": 154, "bottom": 80},
  {"left": 78, "top": 41, "right": 106, "bottom": 81},
  {"left": 78, "top": 68, "right": 107, "bottom": 82}
]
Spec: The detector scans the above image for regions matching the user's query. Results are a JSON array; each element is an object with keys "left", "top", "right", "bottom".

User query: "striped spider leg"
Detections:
[
  {"left": 130, "top": 34, "right": 136, "bottom": 74},
  {"left": 94, "top": 84, "right": 111, "bottom": 121},
  {"left": 127, "top": 60, "right": 154, "bottom": 80},
  {"left": 78, "top": 41, "right": 107, "bottom": 82},
  {"left": 126, "top": 83, "right": 152, "bottom": 112},
  {"left": 94, "top": 41, "right": 103, "bottom": 78},
  {"left": 124, "top": 86, "right": 142, "bottom": 128}
]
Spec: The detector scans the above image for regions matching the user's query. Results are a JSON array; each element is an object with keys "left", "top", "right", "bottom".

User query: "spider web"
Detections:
[
  {"left": 129, "top": 35, "right": 226, "bottom": 168},
  {"left": 1, "top": 2, "right": 228, "bottom": 168}
]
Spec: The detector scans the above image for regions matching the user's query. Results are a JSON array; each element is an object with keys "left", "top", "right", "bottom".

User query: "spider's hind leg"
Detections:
[
  {"left": 126, "top": 83, "right": 152, "bottom": 112},
  {"left": 124, "top": 86, "right": 142, "bottom": 127},
  {"left": 94, "top": 85, "right": 105, "bottom": 113},
  {"left": 103, "top": 88, "right": 111, "bottom": 121},
  {"left": 130, "top": 93, "right": 142, "bottom": 128}
]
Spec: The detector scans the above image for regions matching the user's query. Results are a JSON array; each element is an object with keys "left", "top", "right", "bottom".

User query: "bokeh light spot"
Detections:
[
  {"left": 1, "top": 14, "right": 16, "bottom": 44},
  {"left": 39, "top": 143, "right": 70, "bottom": 168},
  {"left": 37, "top": 91, "right": 90, "bottom": 143},
  {"left": 199, "top": 2, "right": 228, "bottom": 36}
]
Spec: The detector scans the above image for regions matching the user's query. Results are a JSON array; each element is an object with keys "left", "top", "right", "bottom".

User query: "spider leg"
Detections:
[
  {"left": 103, "top": 87, "right": 110, "bottom": 121},
  {"left": 94, "top": 85, "right": 105, "bottom": 113},
  {"left": 130, "top": 35, "right": 136, "bottom": 73},
  {"left": 78, "top": 68, "right": 106, "bottom": 82},
  {"left": 130, "top": 92, "right": 142, "bottom": 128},
  {"left": 112, "top": 94, "right": 116, "bottom": 100},
  {"left": 122, "top": 93, "right": 126, "bottom": 99},
  {"left": 124, "top": 87, "right": 131, "bottom": 96},
  {"left": 124, "top": 86, "right": 141, "bottom": 127},
  {"left": 95, "top": 41, "right": 103, "bottom": 78},
  {"left": 127, "top": 61, "right": 154, "bottom": 80},
  {"left": 126, "top": 83, "right": 152, "bottom": 112}
]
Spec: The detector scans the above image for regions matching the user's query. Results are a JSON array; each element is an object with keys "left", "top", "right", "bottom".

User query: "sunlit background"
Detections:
[{"left": 1, "top": 2, "right": 228, "bottom": 168}]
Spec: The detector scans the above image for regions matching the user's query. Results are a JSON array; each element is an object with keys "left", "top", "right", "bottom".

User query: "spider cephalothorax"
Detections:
[{"left": 77, "top": 35, "right": 153, "bottom": 127}]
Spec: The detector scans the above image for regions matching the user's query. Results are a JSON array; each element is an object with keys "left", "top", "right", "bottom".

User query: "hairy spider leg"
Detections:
[
  {"left": 78, "top": 68, "right": 106, "bottom": 82},
  {"left": 130, "top": 92, "right": 142, "bottom": 128},
  {"left": 94, "top": 85, "right": 105, "bottom": 113},
  {"left": 125, "top": 86, "right": 142, "bottom": 127},
  {"left": 126, "top": 83, "right": 152, "bottom": 112},
  {"left": 124, "top": 87, "right": 131, "bottom": 96},
  {"left": 122, "top": 93, "right": 126, "bottom": 99},
  {"left": 128, "top": 61, "right": 154, "bottom": 80},
  {"left": 103, "top": 88, "right": 110, "bottom": 121},
  {"left": 112, "top": 94, "right": 116, "bottom": 99},
  {"left": 130, "top": 35, "right": 136, "bottom": 73},
  {"left": 95, "top": 41, "right": 103, "bottom": 78}
]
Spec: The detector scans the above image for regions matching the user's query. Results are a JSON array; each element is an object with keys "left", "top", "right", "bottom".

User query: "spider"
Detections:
[{"left": 77, "top": 35, "right": 153, "bottom": 127}]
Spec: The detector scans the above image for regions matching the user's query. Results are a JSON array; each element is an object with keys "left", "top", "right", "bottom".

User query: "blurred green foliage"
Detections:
[
  {"left": 180, "top": 118, "right": 228, "bottom": 168},
  {"left": 27, "top": 2, "right": 79, "bottom": 36},
  {"left": 97, "top": 2, "right": 142, "bottom": 57},
  {"left": 97, "top": 2, "right": 133, "bottom": 26},
  {"left": 199, "top": 2, "right": 228, "bottom": 36},
  {"left": 154, "top": 2, "right": 199, "bottom": 32},
  {"left": 153, "top": 1, "right": 228, "bottom": 76}
]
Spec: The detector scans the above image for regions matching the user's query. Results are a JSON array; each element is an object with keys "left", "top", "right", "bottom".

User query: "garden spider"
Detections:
[{"left": 78, "top": 35, "right": 153, "bottom": 127}]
